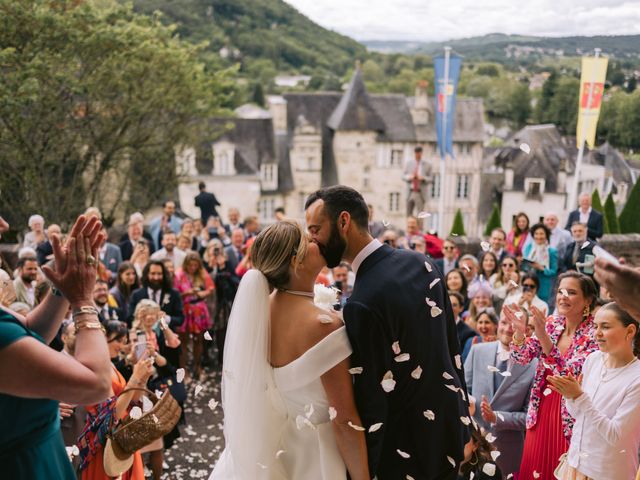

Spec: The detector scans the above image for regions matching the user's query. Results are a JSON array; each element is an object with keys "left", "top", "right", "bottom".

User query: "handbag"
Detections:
[{"left": 554, "top": 452, "right": 568, "bottom": 479}]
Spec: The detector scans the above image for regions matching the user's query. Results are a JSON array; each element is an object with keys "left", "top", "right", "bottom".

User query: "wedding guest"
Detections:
[
  {"left": 446, "top": 268, "right": 469, "bottom": 309},
  {"left": 109, "top": 262, "right": 139, "bottom": 321},
  {"left": 562, "top": 222, "right": 596, "bottom": 277},
  {"left": 456, "top": 425, "right": 502, "bottom": 480},
  {"left": 506, "top": 272, "right": 599, "bottom": 480},
  {"left": 23, "top": 214, "right": 46, "bottom": 249},
  {"left": 130, "top": 239, "right": 151, "bottom": 277},
  {"left": 475, "top": 310, "right": 498, "bottom": 343},
  {"left": 367, "top": 204, "right": 385, "bottom": 239},
  {"left": 161, "top": 258, "right": 175, "bottom": 284},
  {"left": 565, "top": 192, "right": 604, "bottom": 241},
  {"left": 149, "top": 200, "right": 183, "bottom": 250},
  {"left": 450, "top": 291, "right": 480, "bottom": 361},
  {"left": 478, "top": 227, "right": 508, "bottom": 263},
  {"left": 504, "top": 272, "right": 549, "bottom": 317},
  {"left": 0, "top": 215, "right": 112, "bottom": 480},
  {"left": 522, "top": 222, "right": 558, "bottom": 305},
  {"left": 549, "top": 302, "right": 640, "bottom": 480},
  {"left": 464, "top": 280, "right": 493, "bottom": 330},
  {"left": 234, "top": 237, "right": 255, "bottom": 278},
  {"left": 173, "top": 252, "right": 214, "bottom": 382},
  {"left": 544, "top": 212, "right": 573, "bottom": 260},
  {"left": 506, "top": 212, "right": 531, "bottom": 260},
  {"left": 435, "top": 238, "right": 460, "bottom": 276},
  {"left": 36, "top": 224, "right": 61, "bottom": 265},
  {"left": 459, "top": 254, "right": 480, "bottom": 285},
  {"left": 13, "top": 256, "right": 38, "bottom": 310},
  {"left": 479, "top": 251, "right": 499, "bottom": 282},
  {"left": 150, "top": 230, "right": 186, "bottom": 270},
  {"left": 489, "top": 254, "right": 520, "bottom": 310},
  {"left": 224, "top": 228, "right": 245, "bottom": 272}
]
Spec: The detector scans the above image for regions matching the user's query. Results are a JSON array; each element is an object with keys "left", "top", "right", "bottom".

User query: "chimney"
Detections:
[
  {"left": 504, "top": 162, "right": 514, "bottom": 190},
  {"left": 411, "top": 80, "right": 429, "bottom": 126},
  {"left": 267, "top": 95, "right": 287, "bottom": 134}
]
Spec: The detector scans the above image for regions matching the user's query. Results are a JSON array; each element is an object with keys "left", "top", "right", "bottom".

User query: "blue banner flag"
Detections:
[{"left": 433, "top": 53, "right": 462, "bottom": 159}]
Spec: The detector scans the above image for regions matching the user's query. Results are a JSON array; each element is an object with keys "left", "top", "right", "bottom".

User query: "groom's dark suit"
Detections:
[{"left": 344, "top": 244, "right": 470, "bottom": 480}]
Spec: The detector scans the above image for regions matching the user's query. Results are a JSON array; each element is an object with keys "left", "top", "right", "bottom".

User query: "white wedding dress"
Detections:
[{"left": 210, "top": 325, "right": 352, "bottom": 480}]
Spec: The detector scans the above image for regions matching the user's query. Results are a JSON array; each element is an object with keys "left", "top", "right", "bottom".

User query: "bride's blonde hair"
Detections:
[{"left": 250, "top": 220, "right": 308, "bottom": 290}]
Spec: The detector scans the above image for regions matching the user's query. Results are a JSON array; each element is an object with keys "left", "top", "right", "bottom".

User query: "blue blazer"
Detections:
[
  {"left": 565, "top": 209, "right": 604, "bottom": 240},
  {"left": 522, "top": 243, "right": 558, "bottom": 304}
]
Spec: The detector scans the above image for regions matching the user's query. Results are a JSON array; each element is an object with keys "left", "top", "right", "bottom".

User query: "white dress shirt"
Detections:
[
  {"left": 351, "top": 239, "right": 383, "bottom": 275},
  {"left": 565, "top": 351, "right": 640, "bottom": 480},
  {"left": 579, "top": 207, "right": 592, "bottom": 225}
]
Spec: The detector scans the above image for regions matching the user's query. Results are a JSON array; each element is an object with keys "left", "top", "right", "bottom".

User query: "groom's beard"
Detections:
[{"left": 318, "top": 224, "right": 346, "bottom": 268}]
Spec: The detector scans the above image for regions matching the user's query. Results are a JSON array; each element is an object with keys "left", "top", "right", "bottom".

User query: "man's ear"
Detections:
[{"left": 339, "top": 212, "right": 351, "bottom": 233}]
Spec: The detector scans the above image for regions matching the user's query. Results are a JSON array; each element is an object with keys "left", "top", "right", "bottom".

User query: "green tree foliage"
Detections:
[
  {"left": 598, "top": 90, "right": 640, "bottom": 149},
  {"left": 507, "top": 83, "right": 531, "bottom": 127},
  {"left": 0, "top": 0, "right": 230, "bottom": 227},
  {"left": 450, "top": 209, "right": 467, "bottom": 237},
  {"left": 535, "top": 74, "right": 580, "bottom": 134},
  {"left": 591, "top": 189, "right": 604, "bottom": 216},
  {"left": 618, "top": 179, "right": 640, "bottom": 233},
  {"left": 252, "top": 83, "right": 266, "bottom": 106},
  {"left": 604, "top": 192, "right": 620, "bottom": 234},
  {"left": 484, "top": 204, "right": 502, "bottom": 236}
]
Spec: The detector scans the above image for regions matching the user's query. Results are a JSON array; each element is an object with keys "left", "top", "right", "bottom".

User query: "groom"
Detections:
[{"left": 306, "top": 186, "right": 470, "bottom": 480}]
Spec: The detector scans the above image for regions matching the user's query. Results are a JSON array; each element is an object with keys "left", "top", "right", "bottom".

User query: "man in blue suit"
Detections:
[
  {"left": 464, "top": 311, "right": 537, "bottom": 478},
  {"left": 564, "top": 192, "right": 604, "bottom": 240}
]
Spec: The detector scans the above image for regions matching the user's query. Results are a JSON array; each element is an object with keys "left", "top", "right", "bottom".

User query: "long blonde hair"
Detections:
[{"left": 250, "top": 220, "right": 308, "bottom": 290}]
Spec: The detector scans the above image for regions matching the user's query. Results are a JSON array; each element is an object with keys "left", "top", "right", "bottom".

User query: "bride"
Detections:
[{"left": 210, "top": 220, "right": 369, "bottom": 480}]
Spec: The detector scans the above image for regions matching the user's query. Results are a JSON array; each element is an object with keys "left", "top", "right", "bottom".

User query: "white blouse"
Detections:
[{"left": 565, "top": 350, "right": 640, "bottom": 480}]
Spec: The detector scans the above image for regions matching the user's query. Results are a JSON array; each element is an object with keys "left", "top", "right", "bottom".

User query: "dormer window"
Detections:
[
  {"left": 213, "top": 141, "right": 236, "bottom": 176},
  {"left": 525, "top": 177, "right": 545, "bottom": 199},
  {"left": 261, "top": 164, "right": 278, "bottom": 191}
]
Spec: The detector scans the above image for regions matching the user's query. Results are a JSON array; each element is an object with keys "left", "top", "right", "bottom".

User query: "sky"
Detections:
[{"left": 285, "top": 0, "right": 640, "bottom": 42}]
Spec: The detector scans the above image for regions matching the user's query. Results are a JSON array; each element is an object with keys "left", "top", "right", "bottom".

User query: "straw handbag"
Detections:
[{"left": 109, "top": 387, "right": 182, "bottom": 454}]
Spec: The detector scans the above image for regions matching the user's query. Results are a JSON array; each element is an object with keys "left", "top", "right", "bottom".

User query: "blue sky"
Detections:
[{"left": 285, "top": 0, "right": 640, "bottom": 41}]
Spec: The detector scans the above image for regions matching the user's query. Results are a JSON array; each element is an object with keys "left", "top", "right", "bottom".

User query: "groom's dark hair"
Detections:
[{"left": 305, "top": 186, "right": 369, "bottom": 231}]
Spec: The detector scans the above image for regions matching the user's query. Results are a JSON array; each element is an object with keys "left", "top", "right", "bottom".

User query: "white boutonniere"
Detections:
[
  {"left": 314, "top": 283, "right": 339, "bottom": 311},
  {"left": 162, "top": 294, "right": 170, "bottom": 306}
]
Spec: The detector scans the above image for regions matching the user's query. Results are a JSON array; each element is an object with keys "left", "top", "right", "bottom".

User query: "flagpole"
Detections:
[
  {"left": 438, "top": 46, "right": 451, "bottom": 237},
  {"left": 568, "top": 48, "right": 601, "bottom": 210}
]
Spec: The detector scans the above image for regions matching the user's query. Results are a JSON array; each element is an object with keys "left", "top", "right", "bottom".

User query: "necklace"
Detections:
[
  {"left": 281, "top": 289, "right": 314, "bottom": 298},
  {"left": 599, "top": 355, "right": 638, "bottom": 382}
]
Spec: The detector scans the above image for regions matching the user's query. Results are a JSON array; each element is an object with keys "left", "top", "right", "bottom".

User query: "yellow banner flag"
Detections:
[{"left": 576, "top": 56, "right": 608, "bottom": 148}]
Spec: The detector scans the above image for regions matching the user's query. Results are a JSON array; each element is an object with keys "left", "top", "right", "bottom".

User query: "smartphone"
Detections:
[
  {"left": 581, "top": 254, "right": 595, "bottom": 275},
  {"left": 135, "top": 330, "right": 147, "bottom": 361},
  {"left": 592, "top": 245, "right": 620, "bottom": 265}
]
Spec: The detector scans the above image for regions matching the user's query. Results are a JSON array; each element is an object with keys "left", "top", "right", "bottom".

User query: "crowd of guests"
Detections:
[{"left": 1, "top": 185, "right": 639, "bottom": 479}]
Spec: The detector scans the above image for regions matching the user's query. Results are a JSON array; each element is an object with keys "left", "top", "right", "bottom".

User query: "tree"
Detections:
[
  {"left": 507, "top": 83, "right": 531, "bottom": 127},
  {"left": 484, "top": 203, "right": 502, "bottom": 236},
  {"left": 604, "top": 192, "right": 620, "bottom": 234},
  {"left": 450, "top": 209, "right": 467, "bottom": 237},
  {"left": 0, "top": 0, "right": 231, "bottom": 227},
  {"left": 534, "top": 70, "right": 558, "bottom": 123},
  {"left": 618, "top": 179, "right": 640, "bottom": 233},
  {"left": 591, "top": 189, "right": 607, "bottom": 232},
  {"left": 252, "top": 83, "right": 265, "bottom": 106}
]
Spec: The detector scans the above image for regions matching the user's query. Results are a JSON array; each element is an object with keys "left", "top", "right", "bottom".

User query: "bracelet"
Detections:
[
  {"left": 74, "top": 321, "right": 106, "bottom": 334},
  {"left": 71, "top": 306, "right": 100, "bottom": 320},
  {"left": 512, "top": 332, "right": 526, "bottom": 346}
]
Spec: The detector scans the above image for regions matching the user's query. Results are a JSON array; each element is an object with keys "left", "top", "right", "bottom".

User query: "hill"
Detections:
[{"left": 125, "top": 0, "right": 366, "bottom": 75}]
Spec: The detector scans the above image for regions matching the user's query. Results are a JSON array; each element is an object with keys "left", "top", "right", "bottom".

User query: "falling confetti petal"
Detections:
[
  {"left": 348, "top": 421, "right": 365, "bottom": 431},
  {"left": 452, "top": 233, "right": 459, "bottom": 237},
  {"left": 619, "top": 449, "right": 627, "bottom": 453},
  {"left": 392, "top": 341, "right": 401, "bottom": 354},
  {"left": 447, "top": 456, "right": 456, "bottom": 467},
  {"left": 491, "top": 451, "right": 501, "bottom": 461},
  {"left": 533, "top": 471, "right": 540, "bottom": 479},
  {"left": 407, "top": 476, "right": 415, "bottom": 480},
  {"left": 482, "top": 463, "right": 497, "bottom": 476},
  {"left": 425, "top": 296, "right": 436, "bottom": 307},
  {"left": 328, "top": 407, "right": 337, "bottom": 421},
  {"left": 411, "top": 366, "right": 423, "bottom": 379},
  {"left": 368, "top": 422, "right": 383, "bottom": 432},
  {"left": 481, "top": 241, "right": 491, "bottom": 252},
  {"left": 155, "top": 389, "right": 164, "bottom": 399},
  {"left": 397, "top": 449, "right": 411, "bottom": 459},
  {"left": 560, "top": 288, "right": 569, "bottom": 297},
  {"left": 295, "top": 415, "right": 316, "bottom": 430},
  {"left": 462, "top": 264, "right": 470, "bottom": 272},
  {"left": 460, "top": 416, "right": 471, "bottom": 425},
  {"left": 487, "top": 365, "right": 500, "bottom": 372},
  {"left": 496, "top": 412, "right": 505, "bottom": 422},
  {"left": 510, "top": 280, "right": 519, "bottom": 288},
  {"left": 499, "top": 371, "right": 512, "bottom": 377},
  {"left": 318, "top": 314, "right": 333, "bottom": 324},
  {"left": 507, "top": 475, "right": 514, "bottom": 479},
  {"left": 543, "top": 388, "right": 552, "bottom": 396},
  {"left": 276, "top": 450, "right": 286, "bottom": 459},
  {"left": 454, "top": 355, "right": 462, "bottom": 370},
  {"left": 204, "top": 331, "right": 212, "bottom": 341},
  {"left": 129, "top": 406, "right": 142, "bottom": 420},
  {"left": 349, "top": 367, "right": 364, "bottom": 374},
  {"left": 176, "top": 368, "right": 185, "bottom": 383},
  {"left": 519, "top": 143, "right": 531, "bottom": 154},
  {"left": 424, "top": 261, "right": 433, "bottom": 272},
  {"left": 194, "top": 385, "right": 203, "bottom": 396},
  {"left": 429, "top": 278, "right": 441, "bottom": 289},
  {"left": 141, "top": 396, "right": 154, "bottom": 413},
  {"left": 445, "top": 384, "right": 458, "bottom": 392},
  {"left": 514, "top": 311, "right": 524, "bottom": 318},
  {"left": 470, "top": 473, "right": 475, "bottom": 480},
  {"left": 442, "top": 371, "right": 454, "bottom": 380},
  {"left": 304, "top": 404, "right": 314, "bottom": 419},
  {"left": 485, "top": 432, "right": 497, "bottom": 443},
  {"left": 395, "top": 353, "right": 411, "bottom": 362},
  {"left": 417, "top": 211, "right": 431, "bottom": 218},
  {"left": 382, "top": 219, "right": 390, "bottom": 227},
  {"left": 381, "top": 371, "right": 396, "bottom": 392},
  {"left": 423, "top": 410, "right": 435, "bottom": 421},
  {"left": 208, "top": 399, "right": 218, "bottom": 410},
  {"left": 431, "top": 306, "right": 443, "bottom": 317},
  {"left": 581, "top": 241, "right": 590, "bottom": 249}
]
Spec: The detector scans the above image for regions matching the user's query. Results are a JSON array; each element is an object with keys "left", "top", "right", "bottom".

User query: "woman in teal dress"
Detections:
[{"left": 0, "top": 215, "right": 113, "bottom": 479}]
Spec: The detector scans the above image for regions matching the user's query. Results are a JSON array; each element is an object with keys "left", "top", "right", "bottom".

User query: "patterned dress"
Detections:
[
  {"left": 511, "top": 314, "right": 598, "bottom": 480},
  {"left": 173, "top": 269, "right": 214, "bottom": 334}
]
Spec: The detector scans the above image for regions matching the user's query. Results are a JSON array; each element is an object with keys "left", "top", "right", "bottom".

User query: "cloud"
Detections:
[{"left": 285, "top": 0, "right": 640, "bottom": 41}]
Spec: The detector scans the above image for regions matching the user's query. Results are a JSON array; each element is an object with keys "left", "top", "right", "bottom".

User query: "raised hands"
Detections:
[{"left": 547, "top": 373, "right": 583, "bottom": 400}]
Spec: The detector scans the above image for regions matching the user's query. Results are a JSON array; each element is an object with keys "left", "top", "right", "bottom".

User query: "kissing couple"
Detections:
[{"left": 210, "top": 186, "right": 470, "bottom": 480}]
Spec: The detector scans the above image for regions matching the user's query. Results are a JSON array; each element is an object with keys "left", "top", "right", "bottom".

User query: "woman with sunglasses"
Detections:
[
  {"left": 489, "top": 255, "right": 520, "bottom": 310},
  {"left": 504, "top": 272, "right": 549, "bottom": 317}
]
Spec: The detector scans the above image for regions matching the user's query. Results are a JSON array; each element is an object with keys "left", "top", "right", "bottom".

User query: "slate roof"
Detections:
[
  {"left": 327, "top": 69, "right": 386, "bottom": 132},
  {"left": 407, "top": 97, "right": 485, "bottom": 143},
  {"left": 587, "top": 142, "right": 635, "bottom": 185},
  {"left": 370, "top": 95, "right": 416, "bottom": 142},
  {"left": 208, "top": 118, "right": 275, "bottom": 174}
]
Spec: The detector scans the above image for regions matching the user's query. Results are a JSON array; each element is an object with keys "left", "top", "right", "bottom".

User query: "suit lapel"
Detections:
[{"left": 354, "top": 244, "right": 394, "bottom": 283}]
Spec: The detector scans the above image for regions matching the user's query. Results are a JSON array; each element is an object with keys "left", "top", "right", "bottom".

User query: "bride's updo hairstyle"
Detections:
[{"left": 250, "top": 220, "right": 308, "bottom": 290}]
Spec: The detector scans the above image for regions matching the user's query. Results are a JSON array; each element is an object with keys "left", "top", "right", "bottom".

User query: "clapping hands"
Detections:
[{"left": 547, "top": 373, "right": 583, "bottom": 400}]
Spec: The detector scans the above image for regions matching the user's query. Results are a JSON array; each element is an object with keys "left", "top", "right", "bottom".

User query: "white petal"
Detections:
[
  {"left": 328, "top": 407, "right": 337, "bottom": 421},
  {"left": 442, "top": 371, "right": 454, "bottom": 380},
  {"left": 407, "top": 476, "right": 415, "bottom": 480},
  {"left": 491, "top": 450, "right": 501, "bottom": 461},
  {"left": 276, "top": 450, "right": 286, "bottom": 459},
  {"left": 507, "top": 475, "right": 514, "bottom": 479},
  {"left": 462, "top": 264, "right": 470, "bottom": 272},
  {"left": 368, "top": 422, "right": 383, "bottom": 432},
  {"left": 397, "top": 449, "right": 411, "bottom": 458},
  {"left": 619, "top": 449, "right": 627, "bottom": 453},
  {"left": 392, "top": 341, "right": 401, "bottom": 354},
  {"left": 445, "top": 384, "right": 458, "bottom": 392},
  {"left": 481, "top": 241, "right": 491, "bottom": 252},
  {"left": 581, "top": 241, "right": 590, "bottom": 249},
  {"left": 395, "top": 353, "right": 411, "bottom": 362},
  {"left": 423, "top": 410, "right": 435, "bottom": 420},
  {"left": 447, "top": 455, "right": 456, "bottom": 467},
  {"left": 417, "top": 211, "right": 431, "bottom": 218},
  {"left": 454, "top": 354, "right": 462, "bottom": 370},
  {"left": 176, "top": 368, "right": 185, "bottom": 383},
  {"left": 194, "top": 384, "right": 203, "bottom": 396},
  {"left": 485, "top": 432, "right": 497, "bottom": 443},
  {"left": 318, "top": 314, "right": 333, "bottom": 324},
  {"left": 519, "top": 143, "right": 531, "bottom": 154},
  {"left": 499, "top": 370, "right": 512, "bottom": 377},
  {"left": 411, "top": 366, "right": 423, "bottom": 379},
  {"left": 208, "top": 399, "right": 218, "bottom": 410},
  {"left": 304, "top": 403, "right": 314, "bottom": 419},
  {"left": 510, "top": 280, "right": 519, "bottom": 288},
  {"left": 460, "top": 416, "right": 471, "bottom": 425},
  {"left": 543, "top": 388, "right": 552, "bottom": 396},
  {"left": 424, "top": 261, "right": 433, "bottom": 272},
  {"left": 129, "top": 406, "right": 142, "bottom": 420},
  {"left": 204, "top": 331, "right": 213, "bottom": 341},
  {"left": 381, "top": 371, "right": 396, "bottom": 392},
  {"left": 533, "top": 471, "right": 540, "bottom": 479},
  {"left": 382, "top": 219, "right": 390, "bottom": 227},
  {"left": 348, "top": 421, "right": 365, "bottom": 431},
  {"left": 487, "top": 365, "right": 500, "bottom": 372},
  {"left": 349, "top": 367, "right": 364, "bottom": 374},
  {"left": 514, "top": 311, "right": 524, "bottom": 318},
  {"left": 482, "top": 463, "right": 497, "bottom": 476},
  {"left": 425, "top": 296, "right": 436, "bottom": 307},
  {"left": 496, "top": 412, "right": 505, "bottom": 422},
  {"left": 560, "top": 288, "right": 570, "bottom": 297},
  {"left": 295, "top": 415, "right": 316, "bottom": 430},
  {"left": 141, "top": 395, "right": 154, "bottom": 413},
  {"left": 429, "top": 278, "right": 441, "bottom": 289},
  {"left": 470, "top": 473, "right": 475, "bottom": 480},
  {"left": 155, "top": 389, "right": 164, "bottom": 399},
  {"left": 430, "top": 306, "right": 443, "bottom": 317}
]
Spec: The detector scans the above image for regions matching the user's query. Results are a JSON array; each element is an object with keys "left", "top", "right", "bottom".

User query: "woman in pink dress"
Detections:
[
  {"left": 506, "top": 212, "right": 531, "bottom": 261},
  {"left": 174, "top": 252, "right": 214, "bottom": 381},
  {"left": 505, "top": 271, "right": 599, "bottom": 479}
]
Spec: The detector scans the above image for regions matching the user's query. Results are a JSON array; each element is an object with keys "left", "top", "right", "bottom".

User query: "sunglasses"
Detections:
[
  {"left": 502, "top": 263, "right": 515, "bottom": 267},
  {"left": 443, "top": 246, "right": 455, "bottom": 250}
]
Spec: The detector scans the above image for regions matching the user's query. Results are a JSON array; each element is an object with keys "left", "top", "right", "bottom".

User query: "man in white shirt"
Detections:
[
  {"left": 150, "top": 231, "right": 186, "bottom": 269},
  {"left": 565, "top": 192, "right": 604, "bottom": 240}
]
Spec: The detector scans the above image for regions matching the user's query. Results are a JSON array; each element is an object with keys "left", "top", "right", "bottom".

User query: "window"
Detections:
[
  {"left": 390, "top": 149, "right": 403, "bottom": 167},
  {"left": 258, "top": 198, "right": 275, "bottom": 222},
  {"left": 389, "top": 192, "right": 400, "bottom": 212},
  {"left": 261, "top": 164, "right": 278, "bottom": 191},
  {"left": 456, "top": 174, "right": 470, "bottom": 199},
  {"left": 458, "top": 143, "right": 471, "bottom": 156},
  {"left": 430, "top": 173, "right": 441, "bottom": 198},
  {"left": 217, "top": 152, "right": 232, "bottom": 175},
  {"left": 525, "top": 178, "right": 545, "bottom": 199}
]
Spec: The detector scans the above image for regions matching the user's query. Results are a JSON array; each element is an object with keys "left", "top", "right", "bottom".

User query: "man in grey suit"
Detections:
[
  {"left": 99, "top": 227, "right": 123, "bottom": 284},
  {"left": 224, "top": 227, "right": 245, "bottom": 272},
  {"left": 464, "top": 311, "right": 537, "bottom": 478},
  {"left": 402, "top": 146, "right": 432, "bottom": 220}
]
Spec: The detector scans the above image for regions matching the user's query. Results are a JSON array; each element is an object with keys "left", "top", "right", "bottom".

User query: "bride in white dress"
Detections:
[{"left": 210, "top": 220, "right": 369, "bottom": 480}]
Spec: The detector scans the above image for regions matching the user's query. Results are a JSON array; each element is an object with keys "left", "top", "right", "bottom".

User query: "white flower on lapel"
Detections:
[{"left": 313, "top": 284, "right": 338, "bottom": 311}]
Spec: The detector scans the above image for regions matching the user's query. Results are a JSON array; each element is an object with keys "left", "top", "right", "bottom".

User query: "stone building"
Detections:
[{"left": 177, "top": 69, "right": 486, "bottom": 235}]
